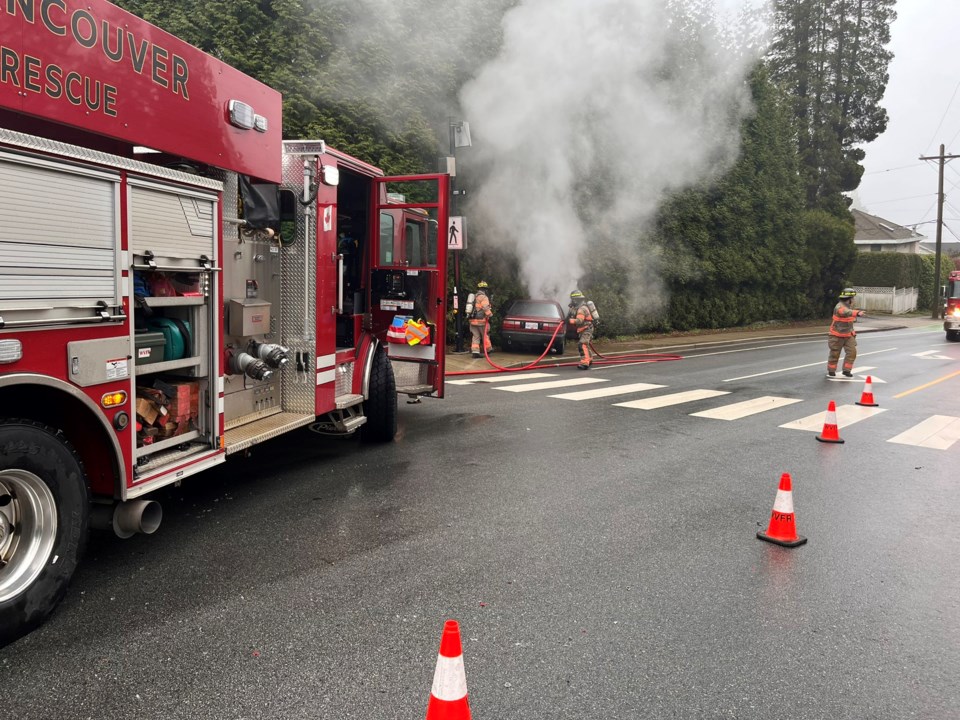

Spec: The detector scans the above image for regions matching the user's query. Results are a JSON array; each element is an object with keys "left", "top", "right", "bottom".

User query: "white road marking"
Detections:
[
  {"left": 614, "top": 389, "right": 729, "bottom": 410},
  {"left": 447, "top": 373, "right": 557, "bottom": 385},
  {"left": 887, "top": 416, "right": 960, "bottom": 450},
  {"left": 690, "top": 396, "right": 803, "bottom": 420},
  {"left": 495, "top": 377, "right": 608, "bottom": 393},
  {"left": 912, "top": 350, "right": 952, "bottom": 360},
  {"left": 779, "top": 404, "right": 886, "bottom": 431},
  {"left": 549, "top": 382, "right": 666, "bottom": 400},
  {"left": 723, "top": 348, "right": 896, "bottom": 382}
]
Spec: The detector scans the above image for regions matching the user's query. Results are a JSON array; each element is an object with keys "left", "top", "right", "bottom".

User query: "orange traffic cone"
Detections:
[
  {"left": 815, "top": 400, "right": 844, "bottom": 444},
  {"left": 856, "top": 376, "right": 878, "bottom": 407},
  {"left": 757, "top": 472, "right": 807, "bottom": 547},
  {"left": 426, "top": 620, "right": 472, "bottom": 720}
]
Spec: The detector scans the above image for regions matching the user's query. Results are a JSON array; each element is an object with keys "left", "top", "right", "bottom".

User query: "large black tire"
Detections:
[
  {"left": 0, "top": 420, "right": 89, "bottom": 647},
  {"left": 947, "top": 330, "right": 960, "bottom": 342},
  {"left": 360, "top": 347, "right": 398, "bottom": 443}
]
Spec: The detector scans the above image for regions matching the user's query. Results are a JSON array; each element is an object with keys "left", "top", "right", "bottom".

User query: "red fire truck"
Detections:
[
  {"left": 944, "top": 270, "right": 960, "bottom": 341},
  {"left": 0, "top": 0, "right": 448, "bottom": 643}
]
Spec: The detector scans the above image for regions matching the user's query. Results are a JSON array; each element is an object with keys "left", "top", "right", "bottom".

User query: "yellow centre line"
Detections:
[{"left": 894, "top": 369, "right": 960, "bottom": 399}]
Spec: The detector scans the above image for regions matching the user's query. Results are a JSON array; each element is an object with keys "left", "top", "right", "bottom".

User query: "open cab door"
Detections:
[{"left": 370, "top": 174, "right": 449, "bottom": 398}]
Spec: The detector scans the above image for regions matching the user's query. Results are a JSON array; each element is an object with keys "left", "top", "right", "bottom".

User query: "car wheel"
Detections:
[
  {"left": 0, "top": 419, "right": 89, "bottom": 647},
  {"left": 553, "top": 340, "right": 565, "bottom": 355},
  {"left": 948, "top": 330, "right": 960, "bottom": 342}
]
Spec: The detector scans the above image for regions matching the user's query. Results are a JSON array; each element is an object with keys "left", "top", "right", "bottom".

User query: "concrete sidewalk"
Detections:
[{"left": 443, "top": 312, "right": 942, "bottom": 374}]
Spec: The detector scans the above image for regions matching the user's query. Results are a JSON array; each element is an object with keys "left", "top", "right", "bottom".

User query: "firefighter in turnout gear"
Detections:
[
  {"left": 469, "top": 281, "right": 493, "bottom": 358},
  {"left": 568, "top": 290, "right": 595, "bottom": 370},
  {"left": 827, "top": 288, "right": 867, "bottom": 377}
]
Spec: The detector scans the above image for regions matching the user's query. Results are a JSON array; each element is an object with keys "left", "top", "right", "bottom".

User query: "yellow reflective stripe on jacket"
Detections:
[
  {"left": 405, "top": 319, "right": 430, "bottom": 345},
  {"left": 472, "top": 292, "right": 492, "bottom": 319},
  {"left": 829, "top": 303, "right": 860, "bottom": 337},
  {"left": 573, "top": 304, "right": 593, "bottom": 332}
]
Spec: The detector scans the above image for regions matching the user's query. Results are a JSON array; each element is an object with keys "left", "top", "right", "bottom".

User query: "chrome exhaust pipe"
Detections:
[{"left": 90, "top": 500, "right": 162, "bottom": 539}]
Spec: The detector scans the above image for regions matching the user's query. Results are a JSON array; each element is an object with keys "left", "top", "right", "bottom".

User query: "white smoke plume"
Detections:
[{"left": 460, "top": 0, "right": 771, "bottom": 309}]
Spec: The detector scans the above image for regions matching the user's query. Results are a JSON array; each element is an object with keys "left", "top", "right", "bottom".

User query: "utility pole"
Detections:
[{"left": 920, "top": 144, "right": 960, "bottom": 319}]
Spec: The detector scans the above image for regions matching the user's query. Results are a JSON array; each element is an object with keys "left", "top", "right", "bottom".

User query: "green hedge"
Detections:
[{"left": 849, "top": 253, "right": 952, "bottom": 310}]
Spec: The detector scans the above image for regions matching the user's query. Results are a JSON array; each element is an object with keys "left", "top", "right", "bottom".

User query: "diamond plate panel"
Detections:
[
  {"left": 391, "top": 360, "right": 427, "bottom": 388},
  {"left": 336, "top": 362, "right": 355, "bottom": 397},
  {"left": 276, "top": 154, "right": 315, "bottom": 415}
]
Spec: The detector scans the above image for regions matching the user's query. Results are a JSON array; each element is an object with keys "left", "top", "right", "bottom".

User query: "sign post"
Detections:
[{"left": 448, "top": 119, "right": 471, "bottom": 353}]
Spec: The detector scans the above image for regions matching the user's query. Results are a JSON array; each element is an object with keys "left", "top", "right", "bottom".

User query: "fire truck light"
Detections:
[
  {"left": 321, "top": 165, "right": 340, "bottom": 186},
  {"left": 952, "top": 307, "right": 960, "bottom": 317},
  {"left": 254, "top": 115, "right": 268, "bottom": 133},
  {"left": 228, "top": 100, "right": 256, "bottom": 130},
  {"left": 0, "top": 339, "right": 22, "bottom": 364},
  {"left": 101, "top": 391, "right": 128, "bottom": 409}
]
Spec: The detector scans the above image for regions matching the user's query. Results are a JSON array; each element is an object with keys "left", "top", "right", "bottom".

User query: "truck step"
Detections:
[
  {"left": 335, "top": 393, "right": 364, "bottom": 409},
  {"left": 224, "top": 412, "right": 315, "bottom": 455},
  {"left": 397, "top": 384, "right": 435, "bottom": 396}
]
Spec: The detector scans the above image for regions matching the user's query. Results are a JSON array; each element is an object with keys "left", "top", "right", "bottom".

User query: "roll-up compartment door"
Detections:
[
  {"left": 0, "top": 152, "right": 119, "bottom": 310},
  {"left": 128, "top": 181, "right": 216, "bottom": 265}
]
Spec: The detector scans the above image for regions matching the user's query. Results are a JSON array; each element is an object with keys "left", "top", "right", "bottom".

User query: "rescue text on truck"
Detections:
[{"left": 0, "top": 0, "right": 449, "bottom": 646}]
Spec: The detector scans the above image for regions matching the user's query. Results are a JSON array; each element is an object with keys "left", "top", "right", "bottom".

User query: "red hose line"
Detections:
[{"left": 445, "top": 319, "right": 683, "bottom": 377}]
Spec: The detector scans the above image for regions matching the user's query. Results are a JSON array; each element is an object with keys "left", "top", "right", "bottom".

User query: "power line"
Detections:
[
  {"left": 941, "top": 221, "right": 959, "bottom": 242},
  {"left": 949, "top": 125, "right": 960, "bottom": 153},
  {"left": 863, "top": 162, "right": 925, "bottom": 175},
  {"left": 925, "top": 78, "right": 960, "bottom": 153},
  {"left": 866, "top": 192, "right": 937, "bottom": 205}
]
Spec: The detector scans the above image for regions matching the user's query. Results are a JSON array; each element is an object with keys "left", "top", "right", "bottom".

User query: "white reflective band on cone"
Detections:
[
  {"left": 772, "top": 490, "right": 794, "bottom": 514},
  {"left": 431, "top": 654, "right": 468, "bottom": 701}
]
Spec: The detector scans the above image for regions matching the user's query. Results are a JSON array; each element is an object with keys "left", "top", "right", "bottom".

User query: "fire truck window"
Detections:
[
  {"left": 405, "top": 220, "right": 423, "bottom": 266},
  {"left": 379, "top": 211, "right": 395, "bottom": 265},
  {"left": 403, "top": 215, "right": 438, "bottom": 268}
]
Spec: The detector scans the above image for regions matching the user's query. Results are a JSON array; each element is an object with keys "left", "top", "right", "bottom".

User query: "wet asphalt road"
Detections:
[{"left": 1, "top": 323, "right": 958, "bottom": 719}]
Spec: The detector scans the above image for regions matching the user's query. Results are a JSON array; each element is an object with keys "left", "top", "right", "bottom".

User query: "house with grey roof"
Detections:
[{"left": 852, "top": 209, "right": 926, "bottom": 253}]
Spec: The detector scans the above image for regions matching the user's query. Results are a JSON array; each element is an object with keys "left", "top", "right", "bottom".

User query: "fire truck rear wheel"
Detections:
[
  {"left": 0, "top": 420, "right": 89, "bottom": 647},
  {"left": 360, "top": 347, "right": 398, "bottom": 443}
]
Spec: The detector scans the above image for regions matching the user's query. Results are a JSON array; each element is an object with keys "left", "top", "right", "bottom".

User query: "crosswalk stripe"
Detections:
[
  {"left": 548, "top": 382, "right": 666, "bottom": 401},
  {"left": 778, "top": 404, "right": 886, "bottom": 431},
  {"left": 887, "top": 416, "right": 960, "bottom": 450},
  {"left": 613, "top": 389, "right": 729, "bottom": 410},
  {"left": 690, "top": 396, "right": 803, "bottom": 420},
  {"left": 494, "top": 377, "right": 608, "bottom": 393},
  {"left": 447, "top": 373, "right": 557, "bottom": 385}
]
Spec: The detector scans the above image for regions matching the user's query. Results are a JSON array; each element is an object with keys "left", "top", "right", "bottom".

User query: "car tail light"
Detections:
[{"left": 503, "top": 320, "right": 520, "bottom": 329}]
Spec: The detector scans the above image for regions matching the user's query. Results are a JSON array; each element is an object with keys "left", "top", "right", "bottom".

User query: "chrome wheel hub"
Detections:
[{"left": 0, "top": 470, "right": 58, "bottom": 603}]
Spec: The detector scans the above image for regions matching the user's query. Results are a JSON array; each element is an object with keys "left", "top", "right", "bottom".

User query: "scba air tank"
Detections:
[
  {"left": 464, "top": 293, "right": 476, "bottom": 316},
  {"left": 587, "top": 300, "right": 600, "bottom": 322}
]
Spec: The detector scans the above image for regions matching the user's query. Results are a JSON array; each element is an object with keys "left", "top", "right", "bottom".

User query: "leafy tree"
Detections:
[
  {"left": 767, "top": 0, "right": 896, "bottom": 213},
  {"left": 651, "top": 67, "right": 813, "bottom": 331}
]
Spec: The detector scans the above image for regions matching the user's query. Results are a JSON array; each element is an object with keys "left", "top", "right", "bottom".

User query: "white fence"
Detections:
[{"left": 851, "top": 286, "right": 918, "bottom": 314}]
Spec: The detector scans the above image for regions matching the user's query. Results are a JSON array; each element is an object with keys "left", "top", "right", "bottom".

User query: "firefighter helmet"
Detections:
[
  {"left": 477, "top": 280, "right": 488, "bottom": 289},
  {"left": 570, "top": 289, "right": 584, "bottom": 300},
  {"left": 839, "top": 288, "right": 857, "bottom": 299}
]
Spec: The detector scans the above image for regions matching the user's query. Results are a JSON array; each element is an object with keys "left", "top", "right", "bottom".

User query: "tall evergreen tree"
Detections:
[{"left": 767, "top": 0, "right": 896, "bottom": 214}]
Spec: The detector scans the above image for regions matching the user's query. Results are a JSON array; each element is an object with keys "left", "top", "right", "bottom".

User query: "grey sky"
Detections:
[{"left": 855, "top": 1, "right": 960, "bottom": 243}]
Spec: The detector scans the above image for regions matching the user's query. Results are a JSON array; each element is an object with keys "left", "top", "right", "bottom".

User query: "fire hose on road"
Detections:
[{"left": 445, "top": 320, "right": 683, "bottom": 377}]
